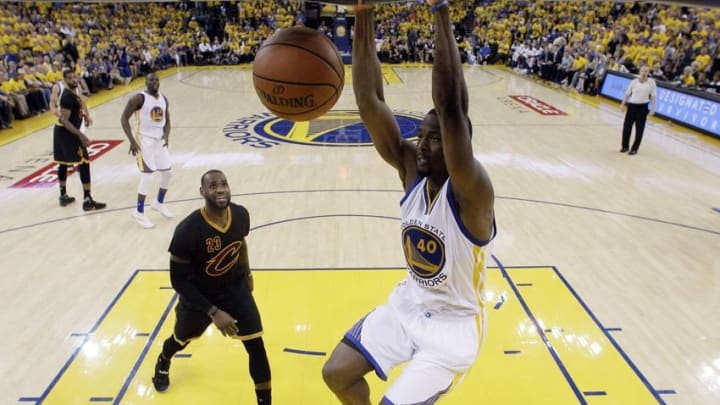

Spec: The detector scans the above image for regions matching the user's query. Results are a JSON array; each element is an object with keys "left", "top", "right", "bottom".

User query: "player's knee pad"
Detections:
[
  {"left": 243, "top": 337, "right": 271, "bottom": 383},
  {"left": 138, "top": 172, "right": 153, "bottom": 195},
  {"left": 78, "top": 163, "right": 91, "bottom": 184},
  {"left": 159, "top": 169, "right": 172, "bottom": 189}
]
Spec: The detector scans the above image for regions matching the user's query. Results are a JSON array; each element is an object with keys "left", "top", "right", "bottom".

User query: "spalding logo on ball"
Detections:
[{"left": 253, "top": 26, "right": 345, "bottom": 122}]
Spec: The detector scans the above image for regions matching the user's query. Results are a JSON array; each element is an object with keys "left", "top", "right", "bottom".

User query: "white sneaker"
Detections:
[
  {"left": 133, "top": 211, "right": 155, "bottom": 228},
  {"left": 151, "top": 201, "right": 175, "bottom": 219}
]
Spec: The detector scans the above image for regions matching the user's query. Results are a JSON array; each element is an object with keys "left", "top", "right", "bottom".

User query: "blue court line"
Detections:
[
  {"left": 89, "top": 397, "right": 113, "bottom": 402},
  {"left": 3, "top": 189, "right": 719, "bottom": 237},
  {"left": 503, "top": 350, "right": 521, "bottom": 355},
  {"left": 114, "top": 287, "right": 179, "bottom": 404},
  {"left": 492, "top": 255, "right": 587, "bottom": 404},
  {"left": 713, "top": 207, "right": 720, "bottom": 214},
  {"left": 499, "top": 195, "right": 720, "bottom": 236},
  {"left": 69, "top": 333, "right": 88, "bottom": 337},
  {"left": 657, "top": 390, "right": 677, "bottom": 395},
  {"left": 250, "top": 214, "right": 400, "bottom": 232},
  {"left": 551, "top": 266, "right": 666, "bottom": 404},
  {"left": 20, "top": 270, "right": 144, "bottom": 404},
  {"left": 283, "top": 348, "right": 327, "bottom": 356},
  {"left": 17, "top": 398, "right": 40, "bottom": 402},
  {"left": 604, "top": 327, "right": 623, "bottom": 332},
  {"left": 175, "top": 353, "right": 192, "bottom": 358},
  {"left": 515, "top": 282, "right": 533, "bottom": 287},
  {"left": 583, "top": 391, "right": 607, "bottom": 396},
  {"left": 0, "top": 190, "right": 398, "bottom": 235},
  {"left": 493, "top": 294, "right": 505, "bottom": 309}
]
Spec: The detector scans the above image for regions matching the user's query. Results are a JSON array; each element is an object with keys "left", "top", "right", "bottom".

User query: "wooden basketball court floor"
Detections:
[{"left": 0, "top": 65, "right": 718, "bottom": 405}]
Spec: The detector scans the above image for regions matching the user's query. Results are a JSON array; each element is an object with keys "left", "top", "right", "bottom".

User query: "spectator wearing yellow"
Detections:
[
  {"left": 694, "top": 46, "right": 711, "bottom": 72},
  {"left": 680, "top": 66, "right": 696, "bottom": 87}
]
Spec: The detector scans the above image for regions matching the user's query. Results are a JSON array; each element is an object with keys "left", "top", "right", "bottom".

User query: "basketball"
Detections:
[{"left": 252, "top": 26, "right": 345, "bottom": 122}]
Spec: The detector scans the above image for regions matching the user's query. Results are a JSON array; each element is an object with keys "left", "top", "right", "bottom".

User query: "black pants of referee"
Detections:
[{"left": 621, "top": 102, "right": 649, "bottom": 153}]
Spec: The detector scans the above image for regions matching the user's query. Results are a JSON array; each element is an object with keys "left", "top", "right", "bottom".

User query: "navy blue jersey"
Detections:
[
  {"left": 169, "top": 203, "right": 251, "bottom": 308},
  {"left": 59, "top": 88, "right": 82, "bottom": 129}
]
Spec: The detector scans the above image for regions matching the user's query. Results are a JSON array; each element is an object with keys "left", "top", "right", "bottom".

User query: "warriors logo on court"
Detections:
[
  {"left": 402, "top": 225, "right": 446, "bottom": 286},
  {"left": 224, "top": 110, "right": 422, "bottom": 148}
]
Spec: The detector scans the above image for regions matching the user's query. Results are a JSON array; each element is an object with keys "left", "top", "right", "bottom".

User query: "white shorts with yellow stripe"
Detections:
[{"left": 138, "top": 136, "right": 171, "bottom": 172}]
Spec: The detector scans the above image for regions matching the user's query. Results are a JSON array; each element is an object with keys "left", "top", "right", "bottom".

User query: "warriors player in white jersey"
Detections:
[
  {"left": 323, "top": 1, "right": 496, "bottom": 404},
  {"left": 121, "top": 73, "right": 174, "bottom": 228}
]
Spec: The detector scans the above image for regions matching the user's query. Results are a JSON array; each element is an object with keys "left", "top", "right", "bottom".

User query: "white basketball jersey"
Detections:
[
  {"left": 391, "top": 176, "right": 495, "bottom": 317},
  {"left": 136, "top": 91, "right": 167, "bottom": 139}
]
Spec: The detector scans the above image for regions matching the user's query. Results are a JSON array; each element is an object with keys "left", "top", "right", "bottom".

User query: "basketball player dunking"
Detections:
[{"left": 322, "top": 1, "right": 496, "bottom": 404}]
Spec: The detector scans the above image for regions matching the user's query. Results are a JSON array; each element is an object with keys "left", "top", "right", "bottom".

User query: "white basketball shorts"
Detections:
[
  {"left": 138, "top": 136, "right": 171, "bottom": 172},
  {"left": 344, "top": 301, "right": 484, "bottom": 404}
]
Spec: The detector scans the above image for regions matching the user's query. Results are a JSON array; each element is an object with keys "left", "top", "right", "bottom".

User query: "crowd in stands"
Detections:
[{"left": 1, "top": 1, "right": 719, "bottom": 131}]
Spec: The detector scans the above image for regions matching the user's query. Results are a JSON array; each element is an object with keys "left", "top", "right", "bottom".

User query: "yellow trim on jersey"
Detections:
[
  {"left": 472, "top": 246, "right": 488, "bottom": 358},
  {"left": 424, "top": 181, "right": 441, "bottom": 214},
  {"left": 54, "top": 158, "right": 90, "bottom": 165},
  {"left": 134, "top": 115, "right": 145, "bottom": 171},
  {"left": 473, "top": 246, "right": 487, "bottom": 310},
  {"left": 134, "top": 109, "right": 141, "bottom": 137},
  {"left": 201, "top": 206, "right": 232, "bottom": 233},
  {"left": 172, "top": 332, "right": 203, "bottom": 346},
  {"left": 232, "top": 330, "right": 264, "bottom": 341}
]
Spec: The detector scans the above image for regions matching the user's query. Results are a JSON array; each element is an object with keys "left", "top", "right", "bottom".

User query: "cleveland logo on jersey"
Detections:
[
  {"left": 205, "top": 240, "right": 242, "bottom": 276},
  {"left": 402, "top": 226, "right": 447, "bottom": 287},
  {"left": 150, "top": 106, "right": 164, "bottom": 122}
]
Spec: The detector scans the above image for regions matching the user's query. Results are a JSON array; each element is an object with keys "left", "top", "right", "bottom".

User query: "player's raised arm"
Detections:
[
  {"left": 430, "top": 0, "right": 494, "bottom": 239},
  {"left": 353, "top": 4, "right": 417, "bottom": 188}
]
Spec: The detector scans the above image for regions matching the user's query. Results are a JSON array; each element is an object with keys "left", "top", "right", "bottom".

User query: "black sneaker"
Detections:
[
  {"left": 620, "top": 148, "right": 628, "bottom": 153},
  {"left": 83, "top": 198, "right": 107, "bottom": 211},
  {"left": 59, "top": 195, "right": 76, "bottom": 207},
  {"left": 152, "top": 354, "right": 171, "bottom": 392}
]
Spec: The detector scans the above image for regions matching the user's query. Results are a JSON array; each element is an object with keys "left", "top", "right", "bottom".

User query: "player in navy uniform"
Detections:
[
  {"left": 152, "top": 169, "right": 271, "bottom": 404},
  {"left": 53, "top": 70, "right": 105, "bottom": 210}
]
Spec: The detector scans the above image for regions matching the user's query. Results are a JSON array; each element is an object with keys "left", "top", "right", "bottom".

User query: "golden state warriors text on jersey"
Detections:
[{"left": 397, "top": 177, "right": 494, "bottom": 315}]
